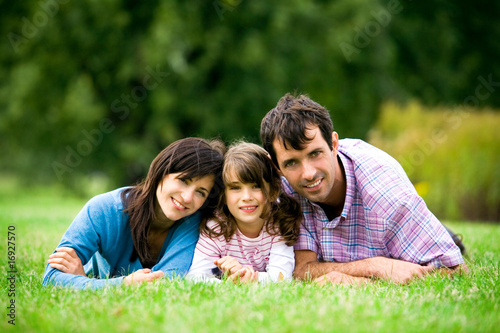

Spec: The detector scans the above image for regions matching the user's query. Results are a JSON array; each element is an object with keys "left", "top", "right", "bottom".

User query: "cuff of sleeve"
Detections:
[{"left": 427, "top": 248, "right": 464, "bottom": 268}]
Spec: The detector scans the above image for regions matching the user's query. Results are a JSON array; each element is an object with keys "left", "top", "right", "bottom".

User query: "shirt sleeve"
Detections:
[
  {"left": 294, "top": 221, "right": 318, "bottom": 254},
  {"left": 385, "top": 193, "right": 464, "bottom": 268},
  {"left": 259, "top": 239, "right": 295, "bottom": 283},
  {"left": 185, "top": 252, "right": 221, "bottom": 283},
  {"left": 185, "top": 227, "right": 223, "bottom": 283},
  {"left": 42, "top": 193, "right": 126, "bottom": 290}
]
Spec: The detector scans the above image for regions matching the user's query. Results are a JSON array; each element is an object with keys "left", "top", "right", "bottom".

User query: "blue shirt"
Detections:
[{"left": 43, "top": 187, "right": 201, "bottom": 289}]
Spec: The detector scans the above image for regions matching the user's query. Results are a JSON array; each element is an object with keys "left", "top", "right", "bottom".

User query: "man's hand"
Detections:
[
  {"left": 48, "top": 247, "right": 86, "bottom": 276},
  {"left": 214, "top": 256, "right": 243, "bottom": 276},
  {"left": 370, "top": 257, "right": 435, "bottom": 284},
  {"left": 295, "top": 250, "right": 436, "bottom": 284},
  {"left": 123, "top": 269, "right": 164, "bottom": 286},
  {"left": 315, "top": 271, "right": 371, "bottom": 286}
]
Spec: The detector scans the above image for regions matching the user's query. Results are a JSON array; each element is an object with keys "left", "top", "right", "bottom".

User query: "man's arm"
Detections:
[
  {"left": 435, "top": 263, "right": 469, "bottom": 277},
  {"left": 294, "top": 250, "right": 436, "bottom": 284}
]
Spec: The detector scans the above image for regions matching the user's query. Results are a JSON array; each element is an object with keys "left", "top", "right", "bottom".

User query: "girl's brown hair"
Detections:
[
  {"left": 201, "top": 141, "right": 301, "bottom": 246},
  {"left": 121, "top": 137, "right": 225, "bottom": 264}
]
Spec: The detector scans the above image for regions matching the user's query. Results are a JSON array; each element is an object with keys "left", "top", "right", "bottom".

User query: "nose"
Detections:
[
  {"left": 242, "top": 187, "right": 252, "bottom": 201},
  {"left": 302, "top": 161, "right": 316, "bottom": 181},
  {"left": 181, "top": 189, "right": 194, "bottom": 203}
]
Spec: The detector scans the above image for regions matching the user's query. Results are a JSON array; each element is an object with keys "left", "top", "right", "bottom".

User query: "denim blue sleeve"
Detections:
[
  {"left": 153, "top": 212, "right": 202, "bottom": 278},
  {"left": 42, "top": 190, "right": 129, "bottom": 289}
]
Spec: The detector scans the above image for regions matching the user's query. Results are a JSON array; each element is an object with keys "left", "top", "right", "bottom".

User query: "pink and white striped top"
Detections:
[{"left": 187, "top": 220, "right": 295, "bottom": 283}]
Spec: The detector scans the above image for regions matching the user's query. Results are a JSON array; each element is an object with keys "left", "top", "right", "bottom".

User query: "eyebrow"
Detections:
[{"left": 310, "top": 148, "right": 322, "bottom": 154}]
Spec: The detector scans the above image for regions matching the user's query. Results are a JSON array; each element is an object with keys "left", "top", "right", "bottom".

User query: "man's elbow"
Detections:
[
  {"left": 293, "top": 261, "right": 314, "bottom": 280},
  {"left": 437, "top": 263, "right": 469, "bottom": 277},
  {"left": 451, "top": 263, "right": 469, "bottom": 274}
]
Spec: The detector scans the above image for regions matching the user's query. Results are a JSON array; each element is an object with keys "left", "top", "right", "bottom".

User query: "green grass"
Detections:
[{"left": 1, "top": 179, "right": 499, "bottom": 333}]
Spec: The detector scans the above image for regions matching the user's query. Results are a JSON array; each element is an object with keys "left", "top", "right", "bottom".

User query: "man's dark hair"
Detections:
[{"left": 260, "top": 93, "right": 334, "bottom": 168}]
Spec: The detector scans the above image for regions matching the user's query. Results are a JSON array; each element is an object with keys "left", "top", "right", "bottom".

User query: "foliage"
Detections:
[
  {"left": 369, "top": 101, "right": 500, "bottom": 222},
  {"left": 0, "top": 1, "right": 498, "bottom": 192},
  {"left": 0, "top": 182, "right": 499, "bottom": 332}
]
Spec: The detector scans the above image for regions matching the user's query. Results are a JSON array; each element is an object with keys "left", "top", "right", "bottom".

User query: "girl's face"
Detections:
[
  {"left": 156, "top": 172, "right": 215, "bottom": 222},
  {"left": 224, "top": 171, "right": 269, "bottom": 230}
]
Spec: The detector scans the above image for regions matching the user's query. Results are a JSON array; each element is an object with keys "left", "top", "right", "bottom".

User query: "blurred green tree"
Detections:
[{"left": 0, "top": 0, "right": 498, "bottom": 197}]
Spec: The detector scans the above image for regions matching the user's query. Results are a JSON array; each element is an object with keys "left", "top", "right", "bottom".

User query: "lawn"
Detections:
[{"left": 1, "top": 179, "right": 499, "bottom": 333}]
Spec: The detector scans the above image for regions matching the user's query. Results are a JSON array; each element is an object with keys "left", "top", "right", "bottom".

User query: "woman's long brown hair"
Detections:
[
  {"left": 121, "top": 137, "right": 225, "bottom": 264},
  {"left": 201, "top": 142, "right": 301, "bottom": 246}
]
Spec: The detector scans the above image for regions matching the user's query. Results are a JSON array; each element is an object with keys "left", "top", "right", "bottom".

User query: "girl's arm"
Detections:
[
  {"left": 259, "top": 241, "right": 295, "bottom": 284},
  {"left": 185, "top": 222, "right": 225, "bottom": 283},
  {"left": 185, "top": 252, "right": 221, "bottom": 283}
]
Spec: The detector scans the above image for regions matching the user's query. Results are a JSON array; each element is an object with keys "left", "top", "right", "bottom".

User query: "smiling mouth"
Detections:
[
  {"left": 305, "top": 179, "right": 322, "bottom": 188},
  {"left": 240, "top": 206, "right": 258, "bottom": 213},
  {"left": 172, "top": 197, "right": 188, "bottom": 210}
]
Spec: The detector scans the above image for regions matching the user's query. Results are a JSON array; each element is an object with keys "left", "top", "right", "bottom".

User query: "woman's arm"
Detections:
[
  {"left": 43, "top": 190, "right": 136, "bottom": 289},
  {"left": 47, "top": 247, "right": 86, "bottom": 276},
  {"left": 46, "top": 247, "right": 164, "bottom": 287}
]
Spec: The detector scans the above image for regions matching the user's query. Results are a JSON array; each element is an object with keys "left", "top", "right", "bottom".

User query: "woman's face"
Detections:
[{"left": 156, "top": 173, "right": 215, "bottom": 222}]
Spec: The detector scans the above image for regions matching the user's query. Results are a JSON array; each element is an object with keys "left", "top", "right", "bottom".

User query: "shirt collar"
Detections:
[
  {"left": 303, "top": 151, "right": 355, "bottom": 223},
  {"left": 338, "top": 150, "right": 355, "bottom": 219}
]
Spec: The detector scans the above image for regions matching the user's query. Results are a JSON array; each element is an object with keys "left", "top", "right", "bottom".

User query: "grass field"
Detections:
[{"left": 0, "top": 179, "right": 499, "bottom": 333}]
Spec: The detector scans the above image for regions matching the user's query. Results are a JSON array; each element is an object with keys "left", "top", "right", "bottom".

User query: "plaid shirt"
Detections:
[{"left": 283, "top": 139, "right": 464, "bottom": 268}]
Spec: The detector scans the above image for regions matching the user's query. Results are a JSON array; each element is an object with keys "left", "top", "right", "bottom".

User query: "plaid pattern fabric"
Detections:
[{"left": 284, "top": 139, "right": 464, "bottom": 268}]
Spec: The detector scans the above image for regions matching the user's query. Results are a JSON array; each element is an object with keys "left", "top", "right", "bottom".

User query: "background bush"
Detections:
[
  {"left": 368, "top": 101, "right": 500, "bottom": 222},
  {"left": 0, "top": 1, "right": 499, "bottom": 196}
]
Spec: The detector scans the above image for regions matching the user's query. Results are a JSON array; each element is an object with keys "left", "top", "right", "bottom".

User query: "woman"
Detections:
[{"left": 43, "top": 137, "right": 225, "bottom": 289}]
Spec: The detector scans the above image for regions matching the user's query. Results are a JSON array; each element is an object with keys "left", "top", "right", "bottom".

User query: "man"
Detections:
[{"left": 260, "top": 93, "right": 467, "bottom": 285}]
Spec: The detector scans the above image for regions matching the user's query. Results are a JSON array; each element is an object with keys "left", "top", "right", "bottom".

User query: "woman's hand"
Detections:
[
  {"left": 48, "top": 247, "right": 86, "bottom": 276},
  {"left": 123, "top": 269, "right": 165, "bottom": 286},
  {"left": 228, "top": 266, "right": 259, "bottom": 284},
  {"left": 214, "top": 256, "right": 243, "bottom": 276}
]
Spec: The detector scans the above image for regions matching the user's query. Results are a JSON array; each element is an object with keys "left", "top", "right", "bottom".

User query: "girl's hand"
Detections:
[
  {"left": 214, "top": 256, "right": 243, "bottom": 275},
  {"left": 228, "top": 266, "right": 259, "bottom": 284},
  {"left": 48, "top": 247, "right": 86, "bottom": 276},
  {"left": 123, "top": 269, "right": 165, "bottom": 286}
]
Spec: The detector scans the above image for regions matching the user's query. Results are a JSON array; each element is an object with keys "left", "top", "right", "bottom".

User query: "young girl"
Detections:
[
  {"left": 187, "top": 142, "right": 301, "bottom": 283},
  {"left": 44, "top": 137, "right": 225, "bottom": 289}
]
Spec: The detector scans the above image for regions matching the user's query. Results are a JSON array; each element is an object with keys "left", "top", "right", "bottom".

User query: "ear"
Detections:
[{"left": 331, "top": 132, "right": 339, "bottom": 153}]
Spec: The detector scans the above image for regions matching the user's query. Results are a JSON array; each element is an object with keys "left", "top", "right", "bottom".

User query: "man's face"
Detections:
[{"left": 272, "top": 126, "right": 338, "bottom": 204}]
